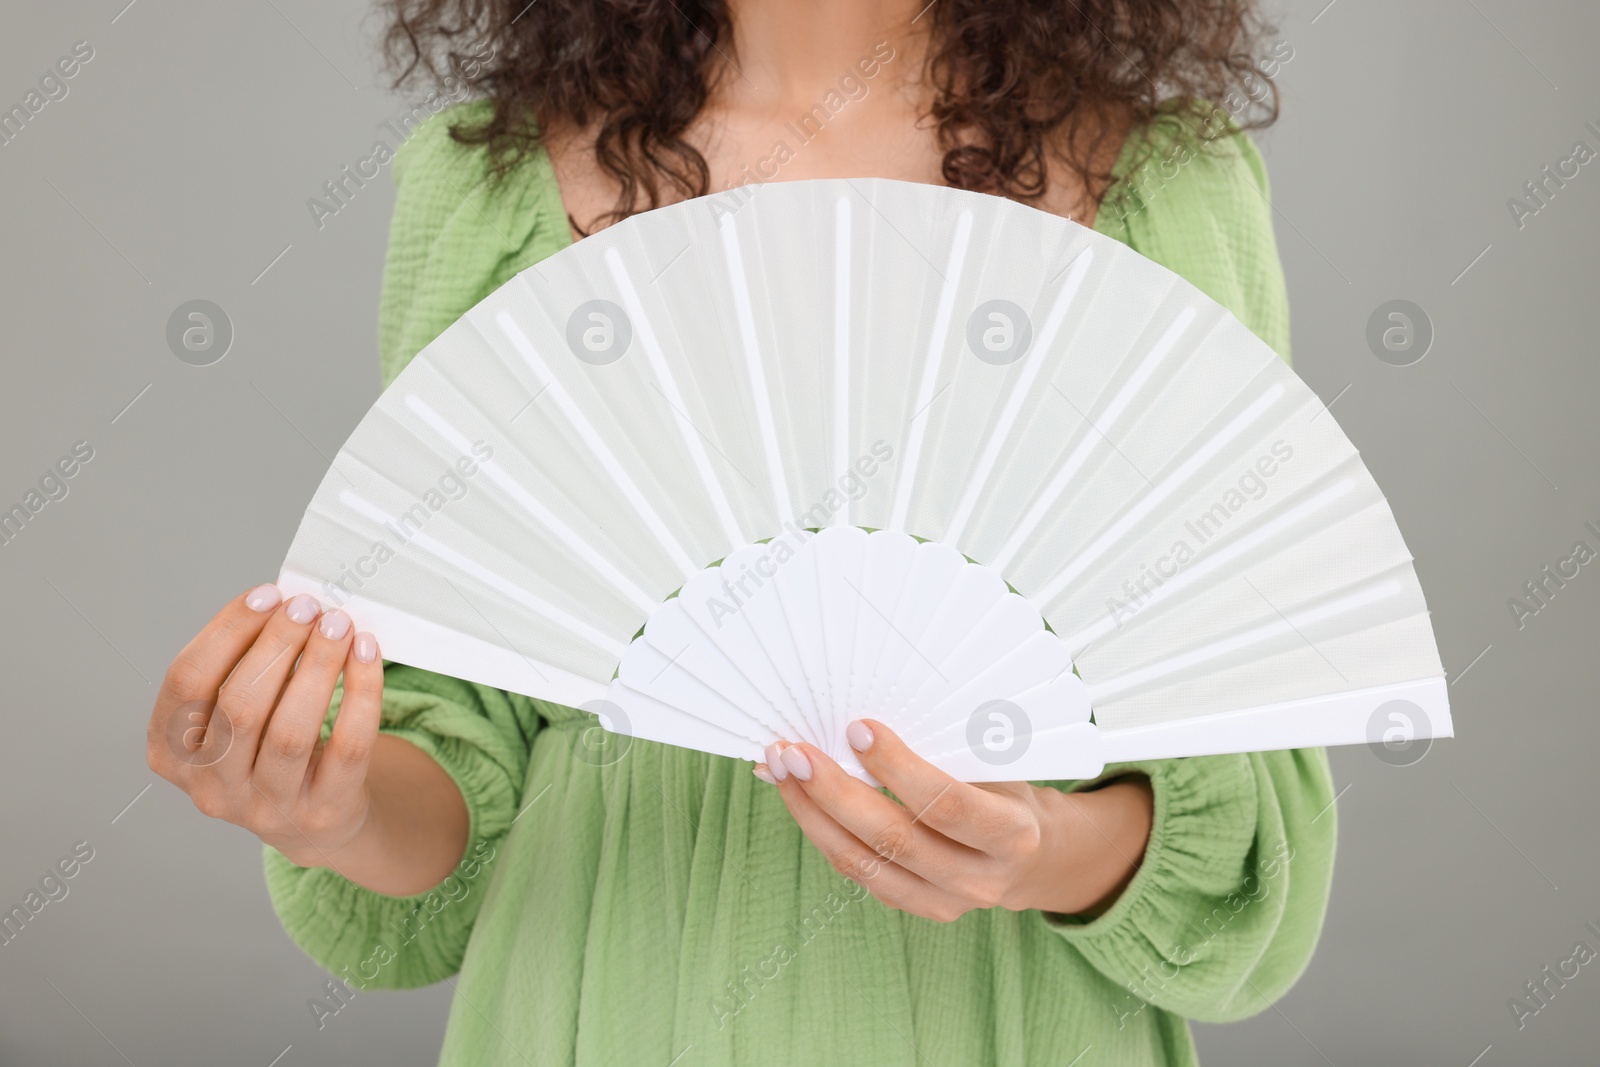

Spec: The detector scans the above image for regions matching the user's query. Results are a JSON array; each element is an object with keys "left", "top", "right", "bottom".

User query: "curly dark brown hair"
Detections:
[{"left": 378, "top": 0, "right": 1281, "bottom": 231}]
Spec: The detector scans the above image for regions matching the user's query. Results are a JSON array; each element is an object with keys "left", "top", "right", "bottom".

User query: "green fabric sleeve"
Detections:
[
  {"left": 1044, "top": 113, "right": 1336, "bottom": 1021},
  {"left": 263, "top": 98, "right": 1337, "bottom": 1012},
  {"left": 263, "top": 670, "right": 545, "bottom": 989},
  {"left": 1097, "top": 107, "right": 1293, "bottom": 363},
  {"left": 263, "top": 102, "right": 561, "bottom": 990},
  {"left": 1045, "top": 750, "right": 1334, "bottom": 1023},
  {"left": 377, "top": 99, "right": 569, "bottom": 387}
]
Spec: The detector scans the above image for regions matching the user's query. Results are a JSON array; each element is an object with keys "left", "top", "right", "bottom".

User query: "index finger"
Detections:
[
  {"left": 151, "top": 583, "right": 284, "bottom": 750},
  {"left": 158, "top": 584, "right": 284, "bottom": 703},
  {"left": 848, "top": 719, "right": 1011, "bottom": 850}
]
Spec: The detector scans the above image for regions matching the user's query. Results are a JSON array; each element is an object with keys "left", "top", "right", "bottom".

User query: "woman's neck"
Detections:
[
  {"left": 719, "top": 0, "right": 930, "bottom": 110},
  {"left": 542, "top": 0, "right": 1122, "bottom": 236}
]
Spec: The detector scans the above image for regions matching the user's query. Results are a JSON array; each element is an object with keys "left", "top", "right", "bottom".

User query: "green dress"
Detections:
[{"left": 266, "top": 99, "right": 1336, "bottom": 1067}]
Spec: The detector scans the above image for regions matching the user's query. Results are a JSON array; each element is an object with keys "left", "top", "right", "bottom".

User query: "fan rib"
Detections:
[
  {"left": 336, "top": 489, "right": 626, "bottom": 656},
  {"left": 814, "top": 527, "right": 866, "bottom": 755},
  {"left": 744, "top": 551, "right": 829, "bottom": 745},
  {"left": 1034, "top": 382, "right": 1286, "bottom": 606},
  {"left": 603, "top": 678, "right": 764, "bottom": 760},
  {"left": 402, "top": 394, "right": 658, "bottom": 614},
  {"left": 889, "top": 209, "right": 975, "bottom": 531},
  {"left": 944, "top": 247, "right": 1096, "bottom": 545},
  {"left": 604, "top": 246, "right": 745, "bottom": 549},
  {"left": 493, "top": 310, "right": 701, "bottom": 580},
  {"left": 846, "top": 531, "right": 915, "bottom": 714},
  {"left": 992, "top": 305, "right": 1196, "bottom": 571},
  {"left": 719, "top": 213, "right": 795, "bottom": 528},
  {"left": 833, "top": 197, "right": 852, "bottom": 526},
  {"left": 621, "top": 632, "right": 772, "bottom": 743},
  {"left": 279, "top": 179, "right": 1453, "bottom": 781},
  {"left": 1086, "top": 576, "right": 1405, "bottom": 704},
  {"left": 277, "top": 568, "right": 603, "bottom": 708},
  {"left": 679, "top": 559, "right": 812, "bottom": 741},
  {"left": 1059, "top": 477, "right": 1359, "bottom": 657},
  {"left": 1090, "top": 676, "right": 1451, "bottom": 765}
]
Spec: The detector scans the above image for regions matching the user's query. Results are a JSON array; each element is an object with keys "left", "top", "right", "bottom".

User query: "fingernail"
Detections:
[
  {"left": 353, "top": 632, "right": 378, "bottom": 663},
  {"left": 779, "top": 746, "right": 813, "bottom": 782},
  {"left": 846, "top": 720, "right": 874, "bottom": 752},
  {"left": 764, "top": 742, "right": 788, "bottom": 781},
  {"left": 319, "top": 609, "right": 351, "bottom": 640},
  {"left": 245, "top": 584, "right": 282, "bottom": 613},
  {"left": 284, "top": 594, "right": 320, "bottom": 625},
  {"left": 753, "top": 765, "right": 777, "bottom": 785}
]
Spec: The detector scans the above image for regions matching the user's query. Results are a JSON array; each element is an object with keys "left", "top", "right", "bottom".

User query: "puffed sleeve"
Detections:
[
  {"left": 263, "top": 100, "right": 567, "bottom": 989},
  {"left": 1044, "top": 110, "right": 1337, "bottom": 1021}
]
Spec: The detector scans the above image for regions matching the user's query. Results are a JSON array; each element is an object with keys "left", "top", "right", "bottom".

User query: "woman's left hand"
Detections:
[{"left": 755, "top": 720, "right": 1154, "bottom": 923}]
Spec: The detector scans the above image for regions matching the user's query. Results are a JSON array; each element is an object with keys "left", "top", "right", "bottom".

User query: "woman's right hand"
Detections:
[{"left": 146, "top": 584, "right": 383, "bottom": 869}]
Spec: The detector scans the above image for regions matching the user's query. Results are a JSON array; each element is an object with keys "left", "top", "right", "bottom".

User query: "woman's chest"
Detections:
[{"left": 545, "top": 105, "right": 1100, "bottom": 239}]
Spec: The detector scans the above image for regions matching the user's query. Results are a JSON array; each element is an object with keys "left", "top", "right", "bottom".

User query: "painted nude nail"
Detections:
[
  {"left": 318, "top": 609, "right": 351, "bottom": 640},
  {"left": 765, "top": 742, "right": 789, "bottom": 782},
  {"left": 779, "top": 746, "right": 813, "bottom": 782},
  {"left": 284, "top": 594, "right": 320, "bottom": 625},
  {"left": 245, "top": 584, "right": 282, "bottom": 613},
  {"left": 353, "top": 632, "right": 378, "bottom": 663},
  {"left": 846, "top": 720, "right": 874, "bottom": 752}
]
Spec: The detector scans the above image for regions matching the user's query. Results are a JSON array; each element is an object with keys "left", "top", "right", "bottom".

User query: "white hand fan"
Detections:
[{"left": 278, "top": 178, "right": 1451, "bottom": 782}]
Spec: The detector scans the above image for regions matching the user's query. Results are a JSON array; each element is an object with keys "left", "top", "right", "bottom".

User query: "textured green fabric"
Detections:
[{"left": 265, "top": 99, "right": 1334, "bottom": 1066}]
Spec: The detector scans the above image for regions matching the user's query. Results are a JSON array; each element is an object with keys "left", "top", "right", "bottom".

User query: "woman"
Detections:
[{"left": 147, "top": 1, "right": 1334, "bottom": 1063}]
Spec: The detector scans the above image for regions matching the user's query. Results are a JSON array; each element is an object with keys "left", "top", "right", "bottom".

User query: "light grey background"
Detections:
[{"left": 1, "top": 1, "right": 1595, "bottom": 1064}]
